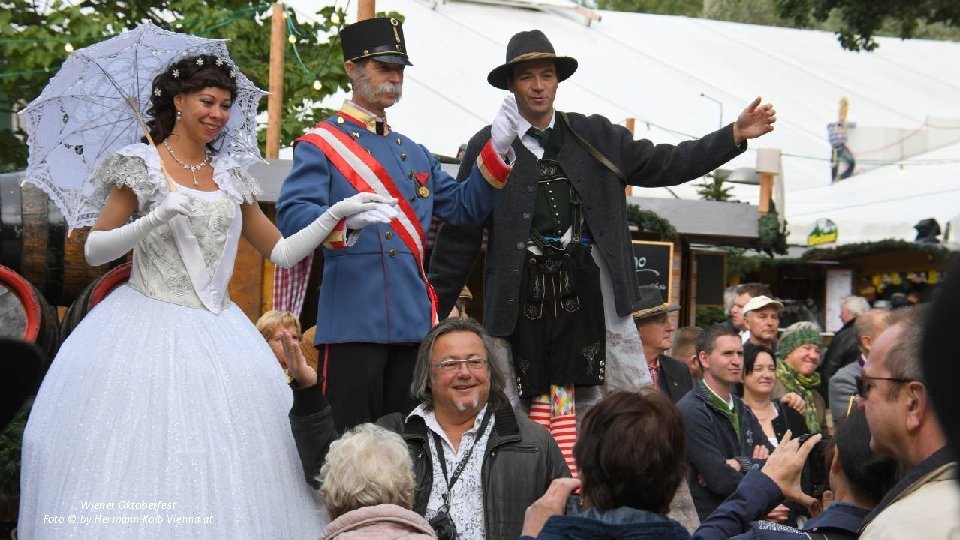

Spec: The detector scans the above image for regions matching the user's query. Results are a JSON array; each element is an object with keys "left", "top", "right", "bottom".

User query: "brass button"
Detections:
[
  {"left": 396, "top": 138, "right": 402, "bottom": 145},
  {"left": 336, "top": 117, "right": 344, "bottom": 124},
  {"left": 401, "top": 153, "right": 407, "bottom": 161},
  {"left": 385, "top": 231, "right": 393, "bottom": 239},
  {"left": 352, "top": 132, "right": 360, "bottom": 139},
  {"left": 389, "top": 249, "right": 397, "bottom": 257}
]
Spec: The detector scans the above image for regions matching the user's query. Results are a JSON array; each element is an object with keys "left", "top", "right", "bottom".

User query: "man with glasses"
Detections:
[
  {"left": 858, "top": 306, "right": 959, "bottom": 539},
  {"left": 286, "top": 317, "right": 569, "bottom": 540}
]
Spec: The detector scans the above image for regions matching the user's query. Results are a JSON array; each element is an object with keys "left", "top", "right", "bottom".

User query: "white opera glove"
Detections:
[
  {"left": 84, "top": 191, "right": 193, "bottom": 266},
  {"left": 344, "top": 203, "right": 400, "bottom": 230},
  {"left": 491, "top": 94, "right": 520, "bottom": 155},
  {"left": 269, "top": 192, "right": 397, "bottom": 268}
]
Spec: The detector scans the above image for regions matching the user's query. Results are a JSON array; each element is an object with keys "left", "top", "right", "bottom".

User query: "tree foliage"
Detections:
[
  {"left": 0, "top": 0, "right": 385, "bottom": 170},
  {"left": 771, "top": 0, "right": 960, "bottom": 51},
  {"left": 696, "top": 175, "right": 735, "bottom": 202}
]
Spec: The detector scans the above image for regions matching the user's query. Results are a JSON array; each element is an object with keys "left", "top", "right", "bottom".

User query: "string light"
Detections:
[
  {"left": 64, "top": 43, "right": 73, "bottom": 52},
  {"left": 313, "top": 80, "right": 322, "bottom": 90}
]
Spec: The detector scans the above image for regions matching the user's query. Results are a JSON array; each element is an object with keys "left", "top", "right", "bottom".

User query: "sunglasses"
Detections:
[{"left": 855, "top": 375, "right": 915, "bottom": 398}]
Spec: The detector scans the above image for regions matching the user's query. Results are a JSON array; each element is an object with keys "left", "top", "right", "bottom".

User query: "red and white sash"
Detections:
[{"left": 297, "top": 118, "right": 438, "bottom": 324}]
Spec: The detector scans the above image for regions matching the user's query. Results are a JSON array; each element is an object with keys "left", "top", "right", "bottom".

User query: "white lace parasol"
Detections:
[{"left": 19, "top": 21, "right": 267, "bottom": 229}]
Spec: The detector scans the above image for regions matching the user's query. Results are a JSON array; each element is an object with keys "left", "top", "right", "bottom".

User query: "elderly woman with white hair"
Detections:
[
  {"left": 319, "top": 424, "right": 437, "bottom": 539},
  {"left": 772, "top": 321, "right": 827, "bottom": 434}
]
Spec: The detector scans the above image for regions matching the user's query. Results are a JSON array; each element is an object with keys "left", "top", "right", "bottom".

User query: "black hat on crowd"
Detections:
[
  {"left": 339, "top": 17, "right": 413, "bottom": 66},
  {"left": 487, "top": 29, "right": 578, "bottom": 90}
]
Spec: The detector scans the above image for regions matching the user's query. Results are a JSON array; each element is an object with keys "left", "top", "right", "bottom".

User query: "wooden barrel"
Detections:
[
  {"left": 60, "top": 262, "right": 132, "bottom": 342},
  {"left": 0, "top": 173, "right": 122, "bottom": 307},
  {"left": 0, "top": 264, "right": 59, "bottom": 371}
]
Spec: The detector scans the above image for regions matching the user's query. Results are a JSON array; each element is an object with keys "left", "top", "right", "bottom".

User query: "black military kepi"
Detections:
[{"left": 339, "top": 17, "right": 413, "bottom": 66}]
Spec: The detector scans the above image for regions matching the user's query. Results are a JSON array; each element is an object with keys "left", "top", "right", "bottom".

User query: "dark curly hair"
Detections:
[{"left": 145, "top": 54, "right": 237, "bottom": 148}]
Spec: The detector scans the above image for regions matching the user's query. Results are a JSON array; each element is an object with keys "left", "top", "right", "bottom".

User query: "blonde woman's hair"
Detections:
[
  {"left": 318, "top": 423, "right": 415, "bottom": 519},
  {"left": 254, "top": 310, "right": 301, "bottom": 340}
]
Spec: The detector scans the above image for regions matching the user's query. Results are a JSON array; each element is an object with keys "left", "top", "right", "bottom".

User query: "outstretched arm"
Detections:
[
  {"left": 732, "top": 96, "right": 776, "bottom": 145},
  {"left": 241, "top": 193, "right": 396, "bottom": 268},
  {"left": 282, "top": 331, "right": 339, "bottom": 489}
]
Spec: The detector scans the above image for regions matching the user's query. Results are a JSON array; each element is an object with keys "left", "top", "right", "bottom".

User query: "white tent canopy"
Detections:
[{"left": 289, "top": 0, "right": 960, "bottom": 245}]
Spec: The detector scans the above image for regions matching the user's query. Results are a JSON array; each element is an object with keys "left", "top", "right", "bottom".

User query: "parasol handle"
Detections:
[{"left": 128, "top": 98, "right": 177, "bottom": 193}]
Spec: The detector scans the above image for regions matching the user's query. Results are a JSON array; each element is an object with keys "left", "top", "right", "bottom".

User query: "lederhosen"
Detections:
[{"left": 510, "top": 124, "right": 606, "bottom": 399}]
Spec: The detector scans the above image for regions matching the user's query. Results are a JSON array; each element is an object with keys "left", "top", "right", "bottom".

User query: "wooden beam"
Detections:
[
  {"left": 358, "top": 0, "right": 375, "bottom": 20},
  {"left": 266, "top": 3, "right": 285, "bottom": 159},
  {"left": 758, "top": 172, "right": 774, "bottom": 214}
]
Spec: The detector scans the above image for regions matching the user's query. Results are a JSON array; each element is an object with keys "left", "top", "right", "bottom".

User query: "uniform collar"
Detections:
[{"left": 340, "top": 99, "right": 389, "bottom": 135}]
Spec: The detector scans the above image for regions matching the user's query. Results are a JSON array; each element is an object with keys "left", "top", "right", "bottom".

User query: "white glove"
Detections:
[
  {"left": 84, "top": 191, "right": 192, "bottom": 266},
  {"left": 344, "top": 203, "right": 399, "bottom": 230},
  {"left": 491, "top": 94, "right": 520, "bottom": 155},
  {"left": 270, "top": 192, "right": 397, "bottom": 268}
]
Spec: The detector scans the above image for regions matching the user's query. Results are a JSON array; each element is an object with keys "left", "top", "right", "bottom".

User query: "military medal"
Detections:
[{"left": 411, "top": 170, "right": 430, "bottom": 198}]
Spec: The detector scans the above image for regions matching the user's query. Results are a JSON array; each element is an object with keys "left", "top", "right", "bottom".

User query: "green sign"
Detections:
[{"left": 808, "top": 218, "right": 838, "bottom": 246}]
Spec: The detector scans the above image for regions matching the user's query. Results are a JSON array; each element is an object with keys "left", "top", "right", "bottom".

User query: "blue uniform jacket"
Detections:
[{"left": 276, "top": 115, "right": 505, "bottom": 344}]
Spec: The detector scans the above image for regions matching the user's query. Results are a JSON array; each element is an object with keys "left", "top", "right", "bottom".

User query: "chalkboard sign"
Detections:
[
  {"left": 695, "top": 252, "right": 726, "bottom": 305},
  {"left": 632, "top": 240, "right": 673, "bottom": 301}
]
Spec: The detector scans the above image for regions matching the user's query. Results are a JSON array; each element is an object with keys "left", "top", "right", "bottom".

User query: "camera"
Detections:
[
  {"left": 428, "top": 509, "right": 458, "bottom": 540},
  {"left": 798, "top": 433, "right": 833, "bottom": 498}
]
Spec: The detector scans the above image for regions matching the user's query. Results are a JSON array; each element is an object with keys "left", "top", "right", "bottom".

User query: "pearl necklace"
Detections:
[{"left": 162, "top": 139, "right": 210, "bottom": 186}]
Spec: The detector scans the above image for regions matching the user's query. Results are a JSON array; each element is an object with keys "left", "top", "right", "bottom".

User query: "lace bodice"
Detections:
[{"left": 91, "top": 144, "right": 261, "bottom": 312}]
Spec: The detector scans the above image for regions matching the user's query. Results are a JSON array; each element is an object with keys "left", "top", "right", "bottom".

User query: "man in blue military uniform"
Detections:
[{"left": 276, "top": 17, "right": 517, "bottom": 431}]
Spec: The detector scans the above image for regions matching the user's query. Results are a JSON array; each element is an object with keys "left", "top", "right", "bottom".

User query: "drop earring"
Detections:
[{"left": 176, "top": 110, "right": 182, "bottom": 121}]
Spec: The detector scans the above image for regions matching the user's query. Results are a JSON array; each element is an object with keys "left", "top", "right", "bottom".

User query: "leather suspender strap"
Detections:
[{"left": 558, "top": 111, "right": 627, "bottom": 185}]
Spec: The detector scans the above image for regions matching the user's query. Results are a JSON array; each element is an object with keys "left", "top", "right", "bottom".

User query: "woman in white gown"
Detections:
[{"left": 18, "top": 54, "right": 393, "bottom": 539}]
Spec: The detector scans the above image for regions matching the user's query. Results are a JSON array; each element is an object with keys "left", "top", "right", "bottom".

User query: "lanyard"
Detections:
[{"left": 431, "top": 409, "right": 493, "bottom": 510}]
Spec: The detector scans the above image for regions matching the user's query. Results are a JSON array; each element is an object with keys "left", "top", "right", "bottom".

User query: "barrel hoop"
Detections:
[
  {"left": 88, "top": 262, "right": 132, "bottom": 311},
  {"left": 0, "top": 264, "right": 40, "bottom": 341}
]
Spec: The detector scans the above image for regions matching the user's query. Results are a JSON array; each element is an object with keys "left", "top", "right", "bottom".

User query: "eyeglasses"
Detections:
[
  {"left": 432, "top": 358, "right": 488, "bottom": 372},
  {"left": 855, "top": 375, "right": 915, "bottom": 398}
]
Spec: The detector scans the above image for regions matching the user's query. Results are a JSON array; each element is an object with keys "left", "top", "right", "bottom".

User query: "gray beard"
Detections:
[
  {"left": 354, "top": 72, "right": 402, "bottom": 105},
  {"left": 454, "top": 397, "right": 480, "bottom": 412}
]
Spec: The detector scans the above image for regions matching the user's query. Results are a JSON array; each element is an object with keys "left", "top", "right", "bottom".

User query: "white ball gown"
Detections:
[{"left": 18, "top": 144, "right": 327, "bottom": 539}]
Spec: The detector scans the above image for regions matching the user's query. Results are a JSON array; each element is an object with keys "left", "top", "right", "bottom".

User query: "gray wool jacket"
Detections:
[{"left": 428, "top": 111, "right": 745, "bottom": 336}]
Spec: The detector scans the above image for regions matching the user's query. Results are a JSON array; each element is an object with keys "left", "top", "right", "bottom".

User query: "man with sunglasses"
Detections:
[
  {"left": 858, "top": 306, "right": 959, "bottom": 539},
  {"left": 286, "top": 317, "right": 569, "bottom": 540}
]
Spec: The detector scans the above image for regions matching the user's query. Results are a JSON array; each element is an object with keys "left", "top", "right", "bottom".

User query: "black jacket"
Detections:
[
  {"left": 428, "top": 113, "right": 745, "bottom": 335},
  {"left": 657, "top": 354, "right": 694, "bottom": 403},
  {"left": 819, "top": 319, "right": 860, "bottom": 399},
  {"left": 288, "top": 385, "right": 570, "bottom": 539},
  {"left": 677, "top": 380, "right": 774, "bottom": 521}
]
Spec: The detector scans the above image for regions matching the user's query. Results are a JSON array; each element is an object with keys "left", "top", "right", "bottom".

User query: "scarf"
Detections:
[{"left": 776, "top": 359, "right": 821, "bottom": 432}]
